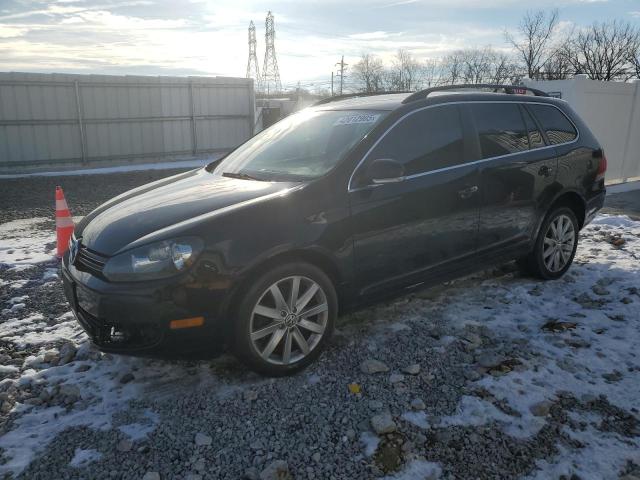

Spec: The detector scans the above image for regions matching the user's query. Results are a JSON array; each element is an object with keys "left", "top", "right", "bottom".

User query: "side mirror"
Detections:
[
  {"left": 205, "top": 153, "right": 228, "bottom": 172},
  {"left": 366, "top": 158, "right": 405, "bottom": 184}
]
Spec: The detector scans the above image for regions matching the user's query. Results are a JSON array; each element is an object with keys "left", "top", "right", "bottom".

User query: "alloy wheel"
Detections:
[
  {"left": 249, "top": 276, "right": 329, "bottom": 365},
  {"left": 543, "top": 214, "right": 576, "bottom": 273}
]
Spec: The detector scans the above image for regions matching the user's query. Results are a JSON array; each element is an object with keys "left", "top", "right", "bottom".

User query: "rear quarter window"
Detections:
[{"left": 527, "top": 104, "right": 577, "bottom": 145}]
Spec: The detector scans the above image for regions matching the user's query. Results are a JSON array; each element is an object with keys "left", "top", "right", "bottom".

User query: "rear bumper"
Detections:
[
  {"left": 61, "top": 256, "right": 229, "bottom": 357},
  {"left": 584, "top": 189, "right": 606, "bottom": 227}
]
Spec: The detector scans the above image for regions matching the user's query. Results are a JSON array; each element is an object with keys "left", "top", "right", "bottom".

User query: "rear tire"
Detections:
[
  {"left": 519, "top": 206, "right": 579, "bottom": 280},
  {"left": 232, "top": 262, "right": 337, "bottom": 376}
]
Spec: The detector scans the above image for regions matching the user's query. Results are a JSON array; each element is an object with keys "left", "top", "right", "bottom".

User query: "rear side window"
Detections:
[
  {"left": 528, "top": 104, "right": 577, "bottom": 145},
  {"left": 368, "top": 104, "right": 465, "bottom": 176},
  {"left": 471, "top": 103, "right": 529, "bottom": 159},
  {"left": 521, "top": 106, "right": 545, "bottom": 149}
]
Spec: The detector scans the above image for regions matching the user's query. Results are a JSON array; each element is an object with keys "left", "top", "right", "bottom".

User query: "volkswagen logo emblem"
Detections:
[{"left": 69, "top": 236, "right": 79, "bottom": 265}]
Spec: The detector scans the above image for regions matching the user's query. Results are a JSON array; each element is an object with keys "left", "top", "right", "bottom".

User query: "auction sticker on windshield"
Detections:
[{"left": 334, "top": 114, "right": 380, "bottom": 126}]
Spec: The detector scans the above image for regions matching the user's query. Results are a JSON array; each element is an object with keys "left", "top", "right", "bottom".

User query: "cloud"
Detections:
[
  {"left": 0, "top": 25, "right": 28, "bottom": 38},
  {"left": 348, "top": 31, "right": 400, "bottom": 40}
]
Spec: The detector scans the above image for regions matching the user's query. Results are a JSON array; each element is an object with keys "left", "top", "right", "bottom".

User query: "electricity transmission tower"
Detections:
[
  {"left": 262, "top": 11, "right": 282, "bottom": 95},
  {"left": 246, "top": 21, "right": 261, "bottom": 91}
]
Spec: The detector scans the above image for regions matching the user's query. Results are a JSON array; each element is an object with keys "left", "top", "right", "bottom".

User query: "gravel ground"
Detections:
[{"left": 1, "top": 169, "right": 639, "bottom": 480}]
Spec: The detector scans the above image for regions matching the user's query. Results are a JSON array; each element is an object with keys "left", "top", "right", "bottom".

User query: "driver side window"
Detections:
[{"left": 367, "top": 104, "right": 465, "bottom": 177}]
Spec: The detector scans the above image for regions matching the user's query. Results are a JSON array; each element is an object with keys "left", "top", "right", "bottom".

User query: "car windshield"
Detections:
[{"left": 216, "top": 109, "right": 388, "bottom": 181}]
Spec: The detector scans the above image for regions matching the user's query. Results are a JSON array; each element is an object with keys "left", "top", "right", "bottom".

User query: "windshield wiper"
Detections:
[{"left": 221, "top": 172, "right": 263, "bottom": 181}]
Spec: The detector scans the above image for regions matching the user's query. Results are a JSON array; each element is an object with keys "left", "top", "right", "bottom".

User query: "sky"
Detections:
[{"left": 0, "top": 0, "right": 639, "bottom": 90}]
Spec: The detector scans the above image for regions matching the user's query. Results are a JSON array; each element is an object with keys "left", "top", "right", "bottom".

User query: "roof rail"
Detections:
[
  {"left": 314, "top": 91, "right": 410, "bottom": 106},
  {"left": 401, "top": 84, "right": 548, "bottom": 104}
]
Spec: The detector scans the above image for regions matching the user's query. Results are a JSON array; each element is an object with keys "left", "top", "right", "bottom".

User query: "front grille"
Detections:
[{"left": 75, "top": 244, "right": 108, "bottom": 276}]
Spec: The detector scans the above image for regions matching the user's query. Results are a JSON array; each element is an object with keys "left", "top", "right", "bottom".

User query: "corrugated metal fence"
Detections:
[{"left": 0, "top": 72, "right": 254, "bottom": 171}]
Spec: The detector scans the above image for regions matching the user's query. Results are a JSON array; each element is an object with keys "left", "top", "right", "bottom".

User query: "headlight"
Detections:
[{"left": 103, "top": 237, "right": 203, "bottom": 282}]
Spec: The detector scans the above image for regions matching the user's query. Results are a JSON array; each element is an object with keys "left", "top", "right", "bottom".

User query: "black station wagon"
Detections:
[{"left": 62, "top": 84, "right": 607, "bottom": 375}]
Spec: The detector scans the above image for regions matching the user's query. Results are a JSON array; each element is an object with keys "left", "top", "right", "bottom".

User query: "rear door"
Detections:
[
  {"left": 472, "top": 102, "right": 558, "bottom": 252},
  {"left": 348, "top": 103, "right": 481, "bottom": 296}
]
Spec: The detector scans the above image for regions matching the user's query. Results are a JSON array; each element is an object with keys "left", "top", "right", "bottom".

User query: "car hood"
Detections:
[{"left": 76, "top": 169, "right": 299, "bottom": 255}]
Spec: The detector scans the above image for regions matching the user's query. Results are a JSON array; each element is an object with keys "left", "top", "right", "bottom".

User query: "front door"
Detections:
[{"left": 348, "top": 103, "right": 481, "bottom": 296}]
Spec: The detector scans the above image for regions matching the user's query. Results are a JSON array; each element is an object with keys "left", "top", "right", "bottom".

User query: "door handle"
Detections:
[
  {"left": 538, "top": 165, "right": 553, "bottom": 177},
  {"left": 458, "top": 185, "right": 478, "bottom": 199}
]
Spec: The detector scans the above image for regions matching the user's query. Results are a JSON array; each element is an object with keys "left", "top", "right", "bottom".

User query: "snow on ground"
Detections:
[
  {"left": 0, "top": 213, "right": 639, "bottom": 478},
  {"left": 0, "top": 218, "right": 56, "bottom": 268},
  {"left": 398, "top": 214, "right": 640, "bottom": 478}
]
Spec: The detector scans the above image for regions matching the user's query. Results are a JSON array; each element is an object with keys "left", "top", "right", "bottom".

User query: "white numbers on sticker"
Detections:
[{"left": 334, "top": 114, "right": 380, "bottom": 126}]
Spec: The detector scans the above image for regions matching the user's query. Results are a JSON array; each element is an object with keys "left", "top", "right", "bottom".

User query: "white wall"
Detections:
[{"left": 525, "top": 76, "right": 640, "bottom": 184}]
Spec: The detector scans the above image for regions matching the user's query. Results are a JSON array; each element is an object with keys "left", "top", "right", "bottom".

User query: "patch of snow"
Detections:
[
  {"left": 42, "top": 269, "right": 59, "bottom": 282},
  {"left": 0, "top": 218, "right": 55, "bottom": 267},
  {"left": 526, "top": 422, "right": 640, "bottom": 480},
  {"left": 382, "top": 460, "right": 442, "bottom": 479},
  {"left": 0, "top": 156, "right": 221, "bottom": 179},
  {"left": 118, "top": 409, "right": 160, "bottom": 441},
  {"left": 8, "top": 295, "right": 29, "bottom": 304},
  {"left": 8, "top": 280, "right": 28, "bottom": 290},
  {"left": 360, "top": 431, "right": 380, "bottom": 457},
  {"left": 430, "top": 214, "right": 640, "bottom": 473},
  {"left": 0, "top": 365, "right": 19, "bottom": 374},
  {"left": 401, "top": 411, "right": 430, "bottom": 429},
  {"left": 69, "top": 448, "right": 102, "bottom": 468}
]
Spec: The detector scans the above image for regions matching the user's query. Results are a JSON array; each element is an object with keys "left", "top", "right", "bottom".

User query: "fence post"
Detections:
[
  {"left": 620, "top": 79, "right": 640, "bottom": 183},
  {"left": 73, "top": 80, "right": 87, "bottom": 164},
  {"left": 188, "top": 80, "right": 197, "bottom": 155}
]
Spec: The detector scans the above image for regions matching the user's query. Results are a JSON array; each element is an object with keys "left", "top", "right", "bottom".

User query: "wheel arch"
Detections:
[
  {"left": 220, "top": 248, "right": 346, "bottom": 339},
  {"left": 548, "top": 190, "right": 587, "bottom": 228},
  {"left": 530, "top": 189, "right": 586, "bottom": 252}
]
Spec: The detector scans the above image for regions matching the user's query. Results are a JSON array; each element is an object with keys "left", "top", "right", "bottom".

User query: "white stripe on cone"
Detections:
[
  {"left": 56, "top": 199, "right": 69, "bottom": 210},
  {"left": 56, "top": 216, "right": 74, "bottom": 228}
]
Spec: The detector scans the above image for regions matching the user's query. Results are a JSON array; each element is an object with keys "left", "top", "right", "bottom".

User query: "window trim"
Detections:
[{"left": 348, "top": 100, "right": 580, "bottom": 192}]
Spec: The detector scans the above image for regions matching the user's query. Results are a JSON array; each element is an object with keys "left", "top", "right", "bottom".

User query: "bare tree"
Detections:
[
  {"left": 388, "top": 49, "right": 423, "bottom": 91},
  {"left": 542, "top": 44, "right": 575, "bottom": 80},
  {"left": 440, "top": 48, "right": 519, "bottom": 85},
  {"left": 567, "top": 21, "right": 640, "bottom": 80},
  {"left": 423, "top": 58, "right": 441, "bottom": 87},
  {"left": 352, "top": 54, "right": 385, "bottom": 92},
  {"left": 490, "top": 52, "right": 521, "bottom": 84},
  {"left": 632, "top": 43, "right": 640, "bottom": 79},
  {"left": 440, "top": 51, "right": 464, "bottom": 85},
  {"left": 505, "top": 9, "right": 559, "bottom": 80}
]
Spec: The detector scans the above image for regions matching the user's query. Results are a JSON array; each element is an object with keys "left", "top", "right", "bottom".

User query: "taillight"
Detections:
[{"left": 596, "top": 152, "right": 607, "bottom": 182}]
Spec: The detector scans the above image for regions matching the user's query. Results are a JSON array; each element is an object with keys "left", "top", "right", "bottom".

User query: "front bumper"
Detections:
[{"left": 61, "top": 255, "right": 229, "bottom": 357}]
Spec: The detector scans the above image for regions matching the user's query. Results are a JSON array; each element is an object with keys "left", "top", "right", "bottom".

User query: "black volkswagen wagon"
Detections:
[{"left": 62, "top": 85, "right": 607, "bottom": 375}]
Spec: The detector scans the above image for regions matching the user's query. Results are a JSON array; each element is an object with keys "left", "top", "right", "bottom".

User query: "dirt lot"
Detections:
[{"left": 1, "top": 168, "right": 639, "bottom": 480}]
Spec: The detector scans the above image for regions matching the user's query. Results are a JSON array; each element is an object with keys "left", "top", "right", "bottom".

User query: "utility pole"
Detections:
[
  {"left": 335, "top": 56, "right": 347, "bottom": 95},
  {"left": 331, "top": 72, "right": 334, "bottom": 96}
]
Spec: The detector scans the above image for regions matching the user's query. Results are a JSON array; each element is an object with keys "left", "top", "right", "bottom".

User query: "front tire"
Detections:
[
  {"left": 520, "top": 206, "right": 579, "bottom": 280},
  {"left": 232, "top": 262, "right": 337, "bottom": 376}
]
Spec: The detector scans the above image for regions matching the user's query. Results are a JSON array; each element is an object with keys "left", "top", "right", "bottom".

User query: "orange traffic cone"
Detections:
[{"left": 56, "top": 186, "right": 74, "bottom": 258}]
